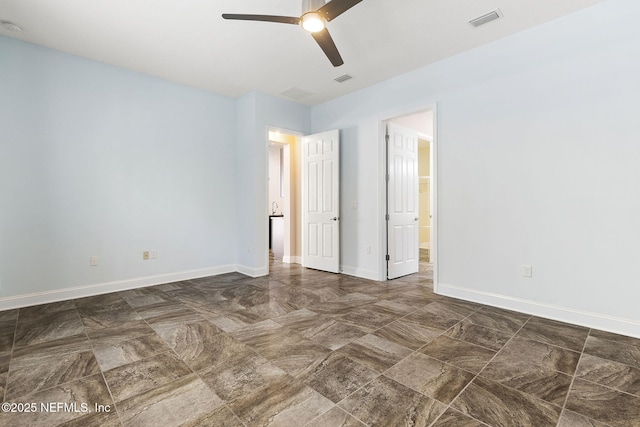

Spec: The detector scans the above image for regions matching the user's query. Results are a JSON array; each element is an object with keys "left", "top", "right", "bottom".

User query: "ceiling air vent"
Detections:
[
  {"left": 1, "top": 20, "right": 23, "bottom": 32},
  {"left": 469, "top": 9, "right": 502, "bottom": 27},
  {"left": 280, "top": 87, "right": 314, "bottom": 101},
  {"left": 334, "top": 74, "right": 353, "bottom": 83}
]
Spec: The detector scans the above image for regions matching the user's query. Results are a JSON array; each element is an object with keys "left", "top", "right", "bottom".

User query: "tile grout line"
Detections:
[
  {"left": 2, "top": 309, "right": 20, "bottom": 404},
  {"left": 584, "top": 333, "right": 640, "bottom": 373},
  {"left": 80, "top": 303, "right": 126, "bottom": 427},
  {"left": 96, "top": 293, "right": 197, "bottom": 424},
  {"left": 556, "top": 327, "right": 592, "bottom": 426},
  {"left": 134, "top": 293, "right": 255, "bottom": 427},
  {"left": 5, "top": 307, "right": 100, "bottom": 402},
  {"left": 426, "top": 313, "right": 534, "bottom": 427},
  {"left": 557, "top": 329, "right": 640, "bottom": 420},
  {"left": 445, "top": 314, "right": 597, "bottom": 426},
  {"left": 326, "top": 300, "right": 485, "bottom": 426},
  {"left": 457, "top": 306, "right": 534, "bottom": 336},
  {"left": 171, "top": 336, "right": 249, "bottom": 427},
  {"left": 10, "top": 300, "right": 129, "bottom": 425},
  {"left": 293, "top": 286, "right": 437, "bottom": 426},
  {"left": 124, "top": 289, "right": 248, "bottom": 426},
  {"left": 303, "top": 404, "right": 368, "bottom": 427},
  {"left": 9, "top": 261, "right": 639, "bottom": 426},
  {"left": 308, "top": 280, "right": 483, "bottom": 425}
]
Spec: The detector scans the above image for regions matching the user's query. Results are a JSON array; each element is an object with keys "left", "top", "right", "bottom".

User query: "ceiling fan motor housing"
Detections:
[
  {"left": 222, "top": 0, "right": 358, "bottom": 67},
  {"left": 302, "top": 0, "right": 326, "bottom": 14}
]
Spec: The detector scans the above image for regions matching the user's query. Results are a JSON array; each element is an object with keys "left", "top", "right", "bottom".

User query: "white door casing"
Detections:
[
  {"left": 302, "top": 130, "right": 340, "bottom": 273},
  {"left": 387, "top": 123, "right": 419, "bottom": 279}
]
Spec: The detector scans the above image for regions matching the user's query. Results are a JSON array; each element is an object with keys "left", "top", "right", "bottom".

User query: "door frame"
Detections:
[
  {"left": 378, "top": 104, "right": 439, "bottom": 290},
  {"left": 265, "top": 127, "right": 304, "bottom": 272}
]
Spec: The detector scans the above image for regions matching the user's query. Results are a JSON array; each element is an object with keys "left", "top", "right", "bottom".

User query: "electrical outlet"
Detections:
[
  {"left": 365, "top": 245, "right": 371, "bottom": 255},
  {"left": 150, "top": 250, "right": 158, "bottom": 259},
  {"left": 522, "top": 264, "right": 533, "bottom": 277},
  {"left": 90, "top": 256, "right": 98, "bottom": 266},
  {"left": 143, "top": 251, "right": 150, "bottom": 260}
]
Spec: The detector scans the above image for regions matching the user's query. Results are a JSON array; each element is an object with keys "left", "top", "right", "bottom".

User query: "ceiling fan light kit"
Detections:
[
  {"left": 222, "top": 0, "right": 363, "bottom": 67},
  {"left": 301, "top": 12, "right": 325, "bottom": 33}
]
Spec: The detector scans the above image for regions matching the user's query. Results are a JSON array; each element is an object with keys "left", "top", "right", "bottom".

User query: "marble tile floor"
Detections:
[{"left": 0, "top": 259, "right": 639, "bottom": 426}]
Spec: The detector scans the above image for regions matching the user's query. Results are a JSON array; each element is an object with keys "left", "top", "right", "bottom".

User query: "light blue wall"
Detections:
[
  {"left": 234, "top": 93, "right": 258, "bottom": 271},
  {"left": 311, "top": 0, "right": 640, "bottom": 335},
  {"left": 0, "top": 36, "right": 237, "bottom": 299},
  {"left": 0, "top": 36, "right": 309, "bottom": 303},
  {"left": 3, "top": 0, "right": 639, "bottom": 337},
  {"left": 235, "top": 92, "right": 310, "bottom": 274}
]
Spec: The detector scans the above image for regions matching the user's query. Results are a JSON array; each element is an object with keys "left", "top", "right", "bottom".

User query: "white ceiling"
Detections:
[{"left": 0, "top": 0, "right": 605, "bottom": 106}]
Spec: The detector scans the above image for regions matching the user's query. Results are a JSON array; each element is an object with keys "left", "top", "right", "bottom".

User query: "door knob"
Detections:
[
  {"left": 330, "top": 217, "right": 339, "bottom": 221},
  {"left": 414, "top": 217, "right": 419, "bottom": 221}
]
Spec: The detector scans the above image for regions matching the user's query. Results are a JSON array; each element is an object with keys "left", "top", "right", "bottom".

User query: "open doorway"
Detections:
[
  {"left": 267, "top": 129, "right": 302, "bottom": 271},
  {"left": 385, "top": 109, "right": 435, "bottom": 280}
]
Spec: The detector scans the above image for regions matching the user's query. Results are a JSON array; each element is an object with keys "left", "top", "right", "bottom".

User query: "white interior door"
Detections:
[
  {"left": 302, "top": 129, "right": 340, "bottom": 273},
  {"left": 387, "top": 123, "right": 419, "bottom": 279}
]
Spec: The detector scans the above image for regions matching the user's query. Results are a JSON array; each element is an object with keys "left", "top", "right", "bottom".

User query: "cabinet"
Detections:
[{"left": 269, "top": 215, "right": 284, "bottom": 259}]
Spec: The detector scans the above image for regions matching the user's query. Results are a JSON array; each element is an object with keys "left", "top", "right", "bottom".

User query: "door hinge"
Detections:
[
  {"left": 386, "top": 174, "right": 389, "bottom": 182},
  {"left": 385, "top": 254, "right": 390, "bottom": 261},
  {"left": 385, "top": 134, "right": 389, "bottom": 143},
  {"left": 385, "top": 214, "right": 389, "bottom": 220}
]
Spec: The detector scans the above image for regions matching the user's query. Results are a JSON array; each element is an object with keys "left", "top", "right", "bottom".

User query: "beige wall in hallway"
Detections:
[
  {"left": 269, "top": 132, "right": 302, "bottom": 260},
  {"left": 418, "top": 138, "right": 431, "bottom": 250}
]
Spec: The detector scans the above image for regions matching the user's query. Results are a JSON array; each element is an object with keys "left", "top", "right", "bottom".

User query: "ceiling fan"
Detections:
[{"left": 222, "top": 0, "right": 363, "bottom": 67}]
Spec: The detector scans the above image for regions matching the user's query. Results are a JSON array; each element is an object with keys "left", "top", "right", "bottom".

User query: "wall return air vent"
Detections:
[{"left": 469, "top": 9, "right": 502, "bottom": 27}]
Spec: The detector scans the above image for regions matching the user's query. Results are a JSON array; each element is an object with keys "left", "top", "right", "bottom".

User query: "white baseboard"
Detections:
[
  {"left": 0, "top": 264, "right": 238, "bottom": 311},
  {"left": 282, "top": 255, "right": 301, "bottom": 264},
  {"left": 340, "top": 265, "right": 381, "bottom": 281},
  {"left": 437, "top": 282, "right": 640, "bottom": 339},
  {"left": 236, "top": 264, "right": 268, "bottom": 278}
]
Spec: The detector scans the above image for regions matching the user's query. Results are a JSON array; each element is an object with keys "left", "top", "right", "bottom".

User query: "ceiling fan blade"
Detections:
[
  {"left": 318, "top": 0, "right": 363, "bottom": 22},
  {"left": 311, "top": 28, "right": 344, "bottom": 67},
  {"left": 222, "top": 14, "right": 300, "bottom": 25}
]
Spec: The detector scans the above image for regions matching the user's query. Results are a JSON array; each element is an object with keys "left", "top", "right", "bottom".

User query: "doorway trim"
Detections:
[
  {"left": 266, "top": 126, "right": 304, "bottom": 273},
  {"left": 378, "top": 104, "right": 438, "bottom": 290}
]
